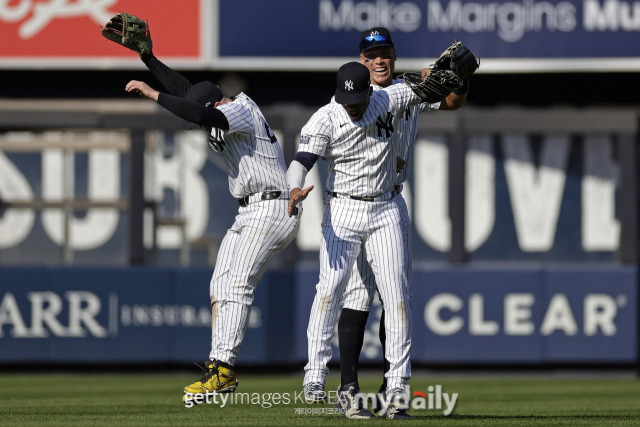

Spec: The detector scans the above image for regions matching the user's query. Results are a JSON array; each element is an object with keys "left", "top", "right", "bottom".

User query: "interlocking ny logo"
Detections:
[
  {"left": 376, "top": 112, "right": 394, "bottom": 138},
  {"left": 345, "top": 80, "right": 354, "bottom": 91}
]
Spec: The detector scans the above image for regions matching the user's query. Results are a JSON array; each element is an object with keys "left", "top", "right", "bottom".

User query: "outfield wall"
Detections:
[
  {"left": 1, "top": 104, "right": 638, "bottom": 266},
  {"left": 0, "top": 265, "right": 635, "bottom": 365},
  {"left": 0, "top": 102, "right": 638, "bottom": 366}
]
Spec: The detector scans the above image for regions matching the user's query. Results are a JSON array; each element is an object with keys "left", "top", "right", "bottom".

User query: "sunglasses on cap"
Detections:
[
  {"left": 365, "top": 34, "right": 387, "bottom": 42},
  {"left": 360, "top": 34, "right": 391, "bottom": 51}
]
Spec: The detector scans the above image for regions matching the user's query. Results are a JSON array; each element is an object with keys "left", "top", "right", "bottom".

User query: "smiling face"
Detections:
[{"left": 360, "top": 46, "right": 397, "bottom": 88}]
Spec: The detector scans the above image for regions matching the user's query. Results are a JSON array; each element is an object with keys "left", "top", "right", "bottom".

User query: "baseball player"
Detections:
[
  {"left": 287, "top": 61, "right": 465, "bottom": 419},
  {"left": 100, "top": 13, "right": 301, "bottom": 398},
  {"left": 302, "top": 28, "right": 476, "bottom": 418}
]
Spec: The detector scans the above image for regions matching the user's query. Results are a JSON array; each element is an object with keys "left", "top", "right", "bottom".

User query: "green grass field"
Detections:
[{"left": 2, "top": 371, "right": 639, "bottom": 426}]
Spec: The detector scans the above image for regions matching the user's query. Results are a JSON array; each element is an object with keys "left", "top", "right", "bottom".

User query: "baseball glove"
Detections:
[
  {"left": 433, "top": 41, "right": 479, "bottom": 79},
  {"left": 101, "top": 12, "right": 152, "bottom": 55},
  {"left": 400, "top": 70, "right": 463, "bottom": 104}
]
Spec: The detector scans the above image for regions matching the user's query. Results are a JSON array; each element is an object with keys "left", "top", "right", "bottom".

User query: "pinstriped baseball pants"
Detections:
[
  {"left": 209, "top": 199, "right": 300, "bottom": 365},
  {"left": 304, "top": 194, "right": 412, "bottom": 389}
]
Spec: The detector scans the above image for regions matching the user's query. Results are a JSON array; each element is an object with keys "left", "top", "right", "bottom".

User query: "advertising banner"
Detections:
[
  {"left": 0, "top": 0, "right": 205, "bottom": 68},
  {"left": 2, "top": 1, "right": 640, "bottom": 71},
  {"left": 410, "top": 265, "right": 637, "bottom": 363},
  {"left": 0, "top": 265, "right": 635, "bottom": 364},
  {"left": 216, "top": 0, "right": 640, "bottom": 72}
]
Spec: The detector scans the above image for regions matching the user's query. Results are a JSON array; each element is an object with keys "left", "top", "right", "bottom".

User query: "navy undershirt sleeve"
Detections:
[
  {"left": 157, "top": 93, "right": 230, "bottom": 129},
  {"left": 294, "top": 152, "right": 319, "bottom": 170},
  {"left": 140, "top": 53, "right": 192, "bottom": 98}
]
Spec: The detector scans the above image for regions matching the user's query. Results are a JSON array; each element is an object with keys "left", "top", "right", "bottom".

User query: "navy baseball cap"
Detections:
[
  {"left": 359, "top": 27, "right": 394, "bottom": 53},
  {"left": 334, "top": 62, "right": 371, "bottom": 105},
  {"left": 183, "top": 81, "right": 223, "bottom": 130}
]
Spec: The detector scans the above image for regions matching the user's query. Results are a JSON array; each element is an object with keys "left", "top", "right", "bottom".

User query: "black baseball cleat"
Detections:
[
  {"left": 384, "top": 388, "right": 412, "bottom": 420},
  {"left": 334, "top": 382, "right": 376, "bottom": 419}
]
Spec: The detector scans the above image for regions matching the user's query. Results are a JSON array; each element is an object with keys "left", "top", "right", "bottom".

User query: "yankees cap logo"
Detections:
[{"left": 335, "top": 62, "right": 370, "bottom": 104}]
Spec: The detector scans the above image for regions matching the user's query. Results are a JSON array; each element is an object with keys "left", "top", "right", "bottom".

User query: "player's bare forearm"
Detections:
[
  {"left": 125, "top": 80, "right": 160, "bottom": 101},
  {"left": 288, "top": 185, "right": 314, "bottom": 216},
  {"left": 439, "top": 91, "right": 467, "bottom": 110}
]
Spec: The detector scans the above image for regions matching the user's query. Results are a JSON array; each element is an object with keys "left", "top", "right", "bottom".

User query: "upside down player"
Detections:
[
  {"left": 101, "top": 13, "right": 301, "bottom": 399},
  {"left": 301, "top": 28, "right": 478, "bottom": 418}
]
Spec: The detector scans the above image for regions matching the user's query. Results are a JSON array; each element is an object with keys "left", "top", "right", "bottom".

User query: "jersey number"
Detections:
[
  {"left": 264, "top": 121, "right": 278, "bottom": 144},
  {"left": 208, "top": 128, "right": 225, "bottom": 153}
]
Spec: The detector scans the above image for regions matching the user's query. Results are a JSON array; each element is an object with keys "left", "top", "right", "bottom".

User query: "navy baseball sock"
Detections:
[
  {"left": 379, "top": 309, "right": 390, "bottom": 388},
  {"left": 338, "top": 308, "right": 368, "bottom": 387}
]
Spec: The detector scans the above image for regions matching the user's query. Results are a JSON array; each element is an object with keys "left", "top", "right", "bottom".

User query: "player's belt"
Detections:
[
  {"left": 237, "top": 190, "right": 284, "bottom": 207},
  {"left": 329, "top": 186, "right": 400, "bottom": 202}
]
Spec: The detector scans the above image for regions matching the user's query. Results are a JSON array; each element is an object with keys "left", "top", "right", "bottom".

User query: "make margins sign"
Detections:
[{"left": 217, "top": 0, "right": 640, "bottom": 72}]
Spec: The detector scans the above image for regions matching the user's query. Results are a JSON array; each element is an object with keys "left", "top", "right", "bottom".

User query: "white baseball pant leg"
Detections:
[
  {"left": 304, "top": 197, "right": 367, "bottom": 385},
  {"left": 304, "top": 248, "right": 377, "bottom": 385},
  {"left": 209, "top": 199, "right": 300, "bottom": 365},
  {"left": 364, "top": 195, "right": 412, "bottom": 392}
]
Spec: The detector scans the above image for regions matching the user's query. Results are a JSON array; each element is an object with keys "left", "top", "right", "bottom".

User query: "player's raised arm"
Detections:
[
  {"left": 101, "top": 12, "right": 194, "bottom": 98},
  {"left": 140, "top": 53, "right": 194, "bottom": 98},
  {"left": 423, "top": 42, "right": 480, "bottom": 110}
]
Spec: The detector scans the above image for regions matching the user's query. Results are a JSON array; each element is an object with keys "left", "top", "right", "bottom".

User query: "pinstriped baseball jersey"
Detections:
[
  {"left": 378, "top": 78, "right": 439, "bottom": 186},
  {"left": 298, "top": 83, "right": 422, "bottom": 197},
  {"left": 211, "top": 92, "right": 288, "bottom": 198}
]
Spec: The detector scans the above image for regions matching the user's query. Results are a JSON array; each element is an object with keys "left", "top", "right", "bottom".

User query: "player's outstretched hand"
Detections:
[
  {"left": 288, "top": 185, "right": 314, "bottom": 216},
  {"left": 125, "top": 80, "right": 160, "bottom": 101}
]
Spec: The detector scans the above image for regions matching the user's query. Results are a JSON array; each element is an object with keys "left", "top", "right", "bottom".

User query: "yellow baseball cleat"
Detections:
[{"left": 183, "top": 360, "right": 238, "bottom": 395}]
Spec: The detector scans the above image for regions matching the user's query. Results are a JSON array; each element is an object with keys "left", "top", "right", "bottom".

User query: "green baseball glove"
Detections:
[{"left": 101, "top": 12, "right": 152, "bottom": 55}]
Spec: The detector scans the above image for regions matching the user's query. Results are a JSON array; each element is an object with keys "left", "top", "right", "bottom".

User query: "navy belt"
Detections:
[
  {"left": 330, "top": 192, "right": 377, "bottom": 201},
  {"left": 329, "top": 186, "right": 400, "bottom": 202},
  {"left": 237, "top": 190, "right": 283, "bottom": 207}
]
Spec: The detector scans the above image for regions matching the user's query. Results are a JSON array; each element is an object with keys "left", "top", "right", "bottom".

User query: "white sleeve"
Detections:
[
  {"left": 286, "top": 160, "right": 309, "bottom": 191},
  {"left": 217, "top": 102, "right": 252, "bottom": 133}
]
